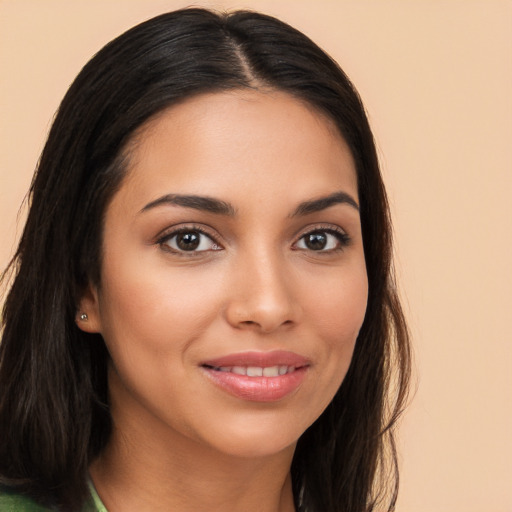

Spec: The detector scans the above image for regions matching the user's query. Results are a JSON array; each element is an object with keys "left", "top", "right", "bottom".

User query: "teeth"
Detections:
[
  {"left": 214, "top": 365, "right": 297, "bottom": 377},
  {"left": 247, "top": 366, "right": 263, "bottom": 377},
  {"left": 263, "top": 366, "right": 279, "bottom": 377}
]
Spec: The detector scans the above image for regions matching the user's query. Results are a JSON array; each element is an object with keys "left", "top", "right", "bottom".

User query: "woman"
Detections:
[{"left": 0, "top": 8, "right": 410, "bottom": 512}]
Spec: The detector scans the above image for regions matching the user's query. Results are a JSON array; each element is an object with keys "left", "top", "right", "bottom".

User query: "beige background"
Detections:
[{"left": 1, "top": 1, "right": 511, "bottom": 510}]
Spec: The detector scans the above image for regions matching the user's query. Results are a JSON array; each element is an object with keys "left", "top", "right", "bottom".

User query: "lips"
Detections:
[
  {"left": 211, "top": 365, "right": 295, "bottom": 377},
  {"left": 201, "top": 350, "right": 310, "bottom": 402}
]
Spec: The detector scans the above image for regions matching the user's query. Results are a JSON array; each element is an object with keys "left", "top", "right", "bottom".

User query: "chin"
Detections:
[
  {"left": 211, "top": 433, "right": 297, "bottom": 460},
  {"left": 189, "top": 410, "right": 310, "bottom": 460}
]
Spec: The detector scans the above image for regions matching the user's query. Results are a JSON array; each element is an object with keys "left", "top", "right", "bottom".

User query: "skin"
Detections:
[{"left": 79, "top": 89, "right": 368, "bottom": 512}]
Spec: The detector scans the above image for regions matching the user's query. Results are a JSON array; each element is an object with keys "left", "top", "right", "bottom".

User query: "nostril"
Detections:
[{"left": 224, "top": 288, "right": 300, "bottom": 333}]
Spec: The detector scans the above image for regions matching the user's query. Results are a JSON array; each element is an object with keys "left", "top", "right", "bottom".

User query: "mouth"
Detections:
[
  {"left": 200, "top": 351, "right": 310, "bottom": 402},
  {"left": 202, "top": 364, "right": 299, "bottom": 377}
]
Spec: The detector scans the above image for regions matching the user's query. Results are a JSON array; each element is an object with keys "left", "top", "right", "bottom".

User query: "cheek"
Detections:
[
  {"left": 95, "top": 260, "right": 225, "bottom": 404},
  {"left": 98, "top": 253, "right": 225, "bottom": 346},
  {"left": 95, "top": 270, "right": 226, "bottom": 404},
  {"left": 309, "top": 266, "right": 368, "bottom": 342},
  {"left": 305, "top": 265, "right": 368, "bottom": 397}
]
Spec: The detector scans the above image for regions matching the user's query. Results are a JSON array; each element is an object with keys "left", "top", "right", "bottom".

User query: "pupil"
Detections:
[
  {"left": 306, "top": 232, "right": 327, "bottom": 250},
  {"left": 177, "top": 232, "right": 200, "bottom": 250}
]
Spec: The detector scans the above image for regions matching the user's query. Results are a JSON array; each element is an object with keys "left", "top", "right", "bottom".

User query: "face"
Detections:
[{"left": 80, "top": 90, "right": 368, "bottom": 459}]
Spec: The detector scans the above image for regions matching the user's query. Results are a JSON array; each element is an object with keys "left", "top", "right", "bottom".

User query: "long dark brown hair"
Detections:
[{"left": 0, "top": 8, "right": 410, "bottom": 511}]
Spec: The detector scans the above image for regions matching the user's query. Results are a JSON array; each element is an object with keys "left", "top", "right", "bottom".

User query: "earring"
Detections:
[{"left": 79, "top": 313, "right": 88, "bottom": 321}]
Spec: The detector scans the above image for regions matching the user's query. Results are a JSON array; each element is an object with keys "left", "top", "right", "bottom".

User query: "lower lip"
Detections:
[{"left": 202, "top": 366, "right": 308, "bottom": 402}]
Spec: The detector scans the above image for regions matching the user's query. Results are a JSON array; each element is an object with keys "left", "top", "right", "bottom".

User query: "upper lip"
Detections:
[{"left": 201, "top": 350, "right": 310, "bottom": 368}]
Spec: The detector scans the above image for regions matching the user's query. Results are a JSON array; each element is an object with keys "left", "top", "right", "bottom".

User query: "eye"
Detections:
[
  {"left": 159, "top": 228, "right": 221, "bottom": 253},
  {"left": 295, "top": 229, "right": 349, "bottom": 252}
]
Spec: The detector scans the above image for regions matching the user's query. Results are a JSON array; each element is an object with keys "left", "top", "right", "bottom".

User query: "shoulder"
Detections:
[
  {"left": 0, "top": 486, "right": 104, "bottom": 512},
  {"left": 0, "top": 487, "right": 53, "bottom": 511}
]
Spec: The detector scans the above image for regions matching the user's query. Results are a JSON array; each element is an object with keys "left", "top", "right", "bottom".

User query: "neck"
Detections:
[
  {"left": 90, "top": 431, "right": 296, "bottom": 512},
  {"left": 90, "top": 372, "right": 297, "bottom": 512}
]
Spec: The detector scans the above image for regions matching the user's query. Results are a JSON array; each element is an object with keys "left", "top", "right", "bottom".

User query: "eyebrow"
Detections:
[
  {"left": 140, "top": 190, "right": 359, "bottom": 217},
  {"left": 291, "top": 191, "right": 359, "bottom": 216},
  {"left": 140, "top": 194, "right": 236, "bottom": 216}
]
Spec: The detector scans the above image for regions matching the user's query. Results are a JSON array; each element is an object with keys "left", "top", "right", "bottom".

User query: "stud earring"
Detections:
[{"left": 79, "top": 313, "right": 88, "bottom": 321}]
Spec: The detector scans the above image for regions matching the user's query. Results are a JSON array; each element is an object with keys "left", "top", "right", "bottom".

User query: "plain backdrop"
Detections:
[{"left": 1, "top": 1, "right": 511, "bottom": 511}]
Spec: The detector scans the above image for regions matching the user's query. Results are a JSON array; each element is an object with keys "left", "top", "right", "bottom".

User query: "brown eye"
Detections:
[
  {"left": 296, "top": 229, "right": 349, "bottom": 252},
  {"left": 304, "top": 232, "right": 328, "bottom": 250},
  {"left": 160, "top": 229, "right": 221, "bottom": 253},
  {"left": 176, "top": 232, "right": 201, "bottom": 251}
]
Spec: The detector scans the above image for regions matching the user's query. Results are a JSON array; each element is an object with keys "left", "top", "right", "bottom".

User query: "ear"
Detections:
[{"left": 76, "top": 282, "right": 102, "bottom": 333}]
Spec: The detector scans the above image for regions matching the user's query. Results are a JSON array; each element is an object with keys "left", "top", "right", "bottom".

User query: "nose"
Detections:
[{"left": 224, "top": 251, "right": 301, "bottom": 333}]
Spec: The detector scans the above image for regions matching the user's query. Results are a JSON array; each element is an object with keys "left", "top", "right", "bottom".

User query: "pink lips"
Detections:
[{"left": 201, "top": 350, "right": 310, "bottom": 402}]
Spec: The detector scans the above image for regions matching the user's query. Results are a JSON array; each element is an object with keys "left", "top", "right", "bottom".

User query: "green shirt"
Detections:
[{"left": 0, "top": 481, "right": 107, "bottom": 511}]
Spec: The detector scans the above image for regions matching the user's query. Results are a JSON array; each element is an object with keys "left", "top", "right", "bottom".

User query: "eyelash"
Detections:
[
  {"left": 294, "top": 226, "right": 351, "bottom": 253},
  {"left": 156, "top": 225, "right": 222, "bottom": 256},
  {"left": 156, "top": 224, "right": 350, "bottom": 256}
]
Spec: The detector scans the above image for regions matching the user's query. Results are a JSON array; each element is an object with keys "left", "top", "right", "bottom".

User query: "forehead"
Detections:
[{"left": 116, "top": 89, "right": 358, "bottom": 212}]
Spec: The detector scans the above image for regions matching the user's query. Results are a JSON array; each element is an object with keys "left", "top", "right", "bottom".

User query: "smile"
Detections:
[
  {"left": 200, "top": 351, "right": 310, "bottom": 402},
  {"left": 205, "top": 365, "right": 297, "bottom": 377}
]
